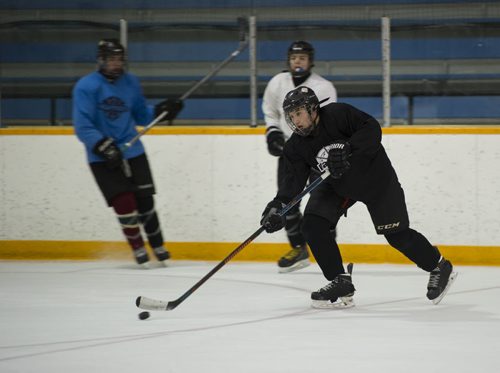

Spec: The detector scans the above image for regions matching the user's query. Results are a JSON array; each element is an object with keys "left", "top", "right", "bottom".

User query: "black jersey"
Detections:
[{"left": 277, "top": 102, "right": 399, "bottom": 204}]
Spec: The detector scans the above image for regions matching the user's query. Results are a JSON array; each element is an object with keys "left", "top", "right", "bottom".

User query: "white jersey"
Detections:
[{"left": 262, "top": 71, "right": 337, "bottom": 140}]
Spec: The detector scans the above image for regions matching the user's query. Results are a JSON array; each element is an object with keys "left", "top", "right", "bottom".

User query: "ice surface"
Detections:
[{"left": 0, "top": 260, "right": 498, "bottom": 373}]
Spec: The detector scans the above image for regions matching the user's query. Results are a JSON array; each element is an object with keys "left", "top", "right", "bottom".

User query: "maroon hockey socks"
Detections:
[{"left": 111, "top": 192, "right": 145, "bottom": 251}]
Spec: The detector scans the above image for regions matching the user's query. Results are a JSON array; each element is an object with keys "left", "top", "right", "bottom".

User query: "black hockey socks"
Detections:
[
  {"left": 111, "top": 192, "right": 145, "bottom": 251},
  {"left": 384, "top": 228, "right": 441, "bottom": 272},
  {"left": 137, "top": 195, "right": 164, "bottom": 249},
  {"left": 302, "top": 214, "right": 345, "bottom": 280},
  {"left": 285, "top": 208, "right": 306, "bottom": 247}
]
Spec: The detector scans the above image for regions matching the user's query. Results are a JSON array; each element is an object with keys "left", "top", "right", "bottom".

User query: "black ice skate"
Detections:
[
  {"left": 426, "top": 257, "right": 457, "bottom": 305},
  {"left": 153, "top": 246, "right": 170, "bottom": 263},
  {"left": 311, "top": 264, "right": 355, "bottom": 309},
  {"left": 278, "top": 244, "right": 310, "bottom": 273},
  {"left": 133, "top": 247, "right": 150, "bottom": 268}
]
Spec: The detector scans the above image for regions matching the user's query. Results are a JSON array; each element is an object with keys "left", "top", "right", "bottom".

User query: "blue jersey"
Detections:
[{"left": 72, "top": 71, "right": 155, "bottom": 163}]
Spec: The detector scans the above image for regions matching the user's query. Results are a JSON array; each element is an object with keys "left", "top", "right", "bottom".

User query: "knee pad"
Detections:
[
  {"left": 136, "top": 195, "right": 156, "bottom": 225},
  {"left": 111, "top": 192, "right": 140, "bottom": 228},
  {"left": 136, "top": 195, "right": 154, "bottom": 214},
  {"left": 384, "top": 228, "right": 414, "bottom": 249},
  {"left": 302, "top": 214, "right": 331, "bottom": 241},
  {"left": 110, "top": 192, "right": 143, "bottom": 248},
  {"left": 111, "top": 192, "right": 137, "bottom": 215}
]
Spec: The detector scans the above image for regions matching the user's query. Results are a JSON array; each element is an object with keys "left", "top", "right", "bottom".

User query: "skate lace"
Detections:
[
  {"left": 321, "top": 282, "right": 336, "bottom": 292},
  {"left": 320, "top": 276, "right": 345, "bottom": 292},
  {"left": 283, "top": 247, "right": 303, "bottom": 260},
  {"left": 428, "top": 268, "right": 441, "bottom": 288}
]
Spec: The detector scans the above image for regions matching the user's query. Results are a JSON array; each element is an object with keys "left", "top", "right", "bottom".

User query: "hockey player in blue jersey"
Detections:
[{"left": 73, "top": 39, "right": 183, "bottom": 267}]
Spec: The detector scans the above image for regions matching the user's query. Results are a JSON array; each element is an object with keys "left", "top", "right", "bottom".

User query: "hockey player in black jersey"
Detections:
[{"left": 260, "top": 86, "right": 457, "bottom": 308}]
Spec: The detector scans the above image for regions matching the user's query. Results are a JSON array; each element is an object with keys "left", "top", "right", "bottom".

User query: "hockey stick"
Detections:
[
  {"left": 122, "top": 17, "right": 249, "bottom": 151},
  {"left": 136, "top": 169, "right": 332, "bottom": 311}
]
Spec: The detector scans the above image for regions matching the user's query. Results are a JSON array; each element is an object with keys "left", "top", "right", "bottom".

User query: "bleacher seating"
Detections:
[{"left": 2, "top": 0, "right": 500, "bottom": 125}]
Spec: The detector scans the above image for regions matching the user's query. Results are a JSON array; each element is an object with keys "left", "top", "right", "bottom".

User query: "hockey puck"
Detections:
[{"left": 138, "top": 311, "right": 150, "bottom": 320}]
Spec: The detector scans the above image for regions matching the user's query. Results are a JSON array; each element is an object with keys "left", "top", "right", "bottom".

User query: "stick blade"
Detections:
[{"left": 136, "top": 296, "right": 174, "bottom": 311}]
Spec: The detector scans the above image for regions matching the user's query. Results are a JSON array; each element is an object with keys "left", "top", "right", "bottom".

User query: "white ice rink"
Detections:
[{"left": 0, "top": 260, "right": 498, "bottom": 373}]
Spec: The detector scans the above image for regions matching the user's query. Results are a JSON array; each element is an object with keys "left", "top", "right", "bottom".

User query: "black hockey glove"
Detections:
[
  {"left": 327, "top": 140, "right": 352, "bottom": 179},
  {"left": 92, "top": 137, "right": 123, "bottom": 169},
  {"left": 260, "top": 200, "right": 286, "bottom": 233},
  {"left": 266, "top": 130, "right": 285, "bottom": 157},
  {"left": 154, "top": 99, "right": 184, "bottom": 121}
]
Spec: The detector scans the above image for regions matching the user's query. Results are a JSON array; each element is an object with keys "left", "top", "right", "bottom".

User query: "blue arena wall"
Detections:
[
  {"left": 3, "top": 38, "right": 500, "bottom": 63},
  {"left": 5, "top": 96, "right": 500, "bottom": 122}
]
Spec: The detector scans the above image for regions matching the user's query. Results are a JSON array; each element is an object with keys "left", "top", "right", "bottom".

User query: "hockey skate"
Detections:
[
  {"left": 153, "top": 246, "right": 170, "bottom": 264},
  {"left": 133, "top": 247, "right": 150, "bottom": 268},
  {"left": 426, "top": 257, "right": 457, "bottom": 305},
  {"left": 311, "top": 264, "right": 355, "bottom": 309},
  {"left": 278, "top": 244, "right": 310, "bottom": 273}
]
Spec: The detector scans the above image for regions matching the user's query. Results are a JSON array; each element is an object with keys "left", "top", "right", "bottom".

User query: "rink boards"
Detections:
[{"left": 1, "top": 125, "right": 500, "bottom": 265}]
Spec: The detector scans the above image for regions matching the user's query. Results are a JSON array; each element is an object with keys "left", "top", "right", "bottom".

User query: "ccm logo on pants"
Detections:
[{"left": 377, "top": 222, "right": 400, "bottom": 231}]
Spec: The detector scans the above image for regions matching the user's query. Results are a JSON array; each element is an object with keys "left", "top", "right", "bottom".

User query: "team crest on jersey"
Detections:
[
  {"left": 98, "top": 96, "right": 128, "bottom": 120},
  {"left": 316, "top": 144, "right": 337, "bottom": 172}
]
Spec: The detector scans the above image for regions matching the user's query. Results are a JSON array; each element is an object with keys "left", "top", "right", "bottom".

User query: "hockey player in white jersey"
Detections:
[{"left": 262, "top": 41, "right": 338, "bottom": 272}]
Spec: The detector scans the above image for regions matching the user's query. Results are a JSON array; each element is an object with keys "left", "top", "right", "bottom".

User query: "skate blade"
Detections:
[
  {"left": 278, "top": 259, "right": 310, "bottom": 273},
  {"left": 137, "top": 262, "right": 151, "bottom": 269},
  {"left": 157, "top": 260, "right": 168, "bottom": 268},
  {"left": 311, "top": 296, "right": 355, "bottom": 309},
  {"left": 432, "top": 271, "right": 458, "bottom": 305},
  {"left": 154, "top": 254, "right": 171, "bottom": 262}
]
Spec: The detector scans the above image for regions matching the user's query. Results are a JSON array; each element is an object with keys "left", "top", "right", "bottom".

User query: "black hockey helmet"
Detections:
[
  {"left": 287, "top": 40, "right": 315, "bottom": 63},
  {"left": 282, "top": 86, "right": 320, "bottom": 136},
  {"left": 287, "top": 40, "right": 314, "bottom": 78},
  {"left": 97, "top": 38, "right": 125, "bottom": 60},
  {"left": 97, "top": 38, "right": 126, "bottom": 80}
]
